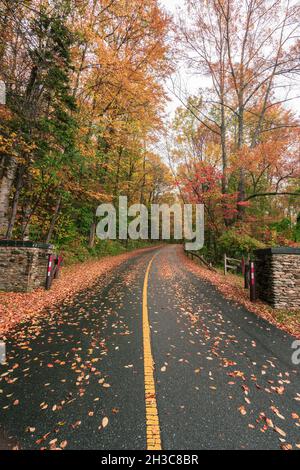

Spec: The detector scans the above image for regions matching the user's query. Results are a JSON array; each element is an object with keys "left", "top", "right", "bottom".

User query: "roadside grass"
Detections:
[{"left": 59, "top": 239, "right": 159, "bottom": 265}]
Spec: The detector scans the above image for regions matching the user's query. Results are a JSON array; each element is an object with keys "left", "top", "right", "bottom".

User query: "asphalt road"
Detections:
[{"left": 0, "top": 245, "right": 299, "bottom": 450}]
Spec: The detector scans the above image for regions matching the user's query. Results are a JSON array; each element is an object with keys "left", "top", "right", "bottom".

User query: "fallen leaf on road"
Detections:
[
  {"left": 25, "top": 427, "right": 36, "bottom": 433},
  {"left": 102, "top": 417, "right": 109, "bottom": 428},
  {"left": 274, "top": 426, "right": 286, "bottom": 437},
  {"left": 281, "top": 443, "right": 292, "bottom": 450},
  {"left": 266, "top": 418, "right": 274, "bottom": 428},
  {"left": 271, "top": 406, "right": 285, "bottom": 420},
  {"left": 60, "top": 440, "right": 67, "bottom": 449}
]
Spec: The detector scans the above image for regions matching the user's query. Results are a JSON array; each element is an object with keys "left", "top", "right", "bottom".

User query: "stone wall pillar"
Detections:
[
  {"left": 0, "top": 240, "right": 55, "bottom": 292},
  {"left": 254, "top": 247, "right": 300, "bottom": 309}
]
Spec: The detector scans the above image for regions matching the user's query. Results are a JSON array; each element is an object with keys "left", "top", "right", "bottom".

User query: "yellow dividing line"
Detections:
[{"left": 142, "top": 252, "right": 162, "bottom": 450}]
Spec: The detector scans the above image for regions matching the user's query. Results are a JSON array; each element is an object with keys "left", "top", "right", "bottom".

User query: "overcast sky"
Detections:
[
  {"left": 160, "top": 0, "right": 180, "bottom": 11},
  {"left": 160, "top": 0, "right": 201, "bottom": 119},
  {"left": 159, "top": 0, "right": 300, "bottom": 121}
]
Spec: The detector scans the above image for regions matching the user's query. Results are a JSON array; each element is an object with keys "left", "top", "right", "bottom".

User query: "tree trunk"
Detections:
[
  {"left": 88, "top": 221, "right": 96, "bottom": 248},
  {"left": 45, "top": 195, "right": 62, "bottom": 243},
  {"left": 140, "top": 149, "right": 146, "bottom": 204},
  {"left": 113, "top": 147, "right": 122, "bottom": 202},
  {"left": 220, "top": 108, "right": 227, "bottom": 194},
  {"left": 21, "top": 203, "right": 31, "bottom": 240},
  {"left": 5, "top": 166, "right": 23, "bottom": 239},
  {"left": 0, "top": 156, "right": 17, "bottom": 237},
  {"left": 236, "top": 103, "right": 245, "bottom": 219}
]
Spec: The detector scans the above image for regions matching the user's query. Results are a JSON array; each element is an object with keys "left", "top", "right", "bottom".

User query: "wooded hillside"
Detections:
[{"left": 0, "top": 0, "right": 173, "bottom": 259}]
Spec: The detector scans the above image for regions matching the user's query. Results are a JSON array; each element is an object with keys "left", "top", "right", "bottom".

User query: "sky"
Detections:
[
  {"left": 159, "top": 0, "right": 202, "bottom": 120},
  {"left": 160, "top": 0, "right": 181, "bottom": 13},
  {"left": 160, "top": 0, "right": 218, "bottom": 109},
  {"left": 159, "top": 0, "right": 300, "bottom": 122}
]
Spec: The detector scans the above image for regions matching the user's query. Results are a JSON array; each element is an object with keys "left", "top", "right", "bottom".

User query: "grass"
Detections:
[{"left": 59, "top": 239, "right": 160, "bottom": 265}]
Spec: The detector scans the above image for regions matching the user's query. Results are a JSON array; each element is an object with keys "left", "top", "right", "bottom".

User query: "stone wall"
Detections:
[
  {"left": 0, "top": 240, "right": 54, "bottom": 293},
  {"left": 254, "top": 247, "right": 300, "bottom": 309}
]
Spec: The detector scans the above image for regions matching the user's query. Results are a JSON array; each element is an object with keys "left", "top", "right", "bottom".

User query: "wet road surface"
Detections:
[{"left": 0, "top": 245, "right": 299, "bottom": 450}]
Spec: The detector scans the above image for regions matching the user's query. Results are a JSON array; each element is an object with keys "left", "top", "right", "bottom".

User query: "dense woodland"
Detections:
[{"left": 0, "top": 0, "right": 299, "bottom": 263}]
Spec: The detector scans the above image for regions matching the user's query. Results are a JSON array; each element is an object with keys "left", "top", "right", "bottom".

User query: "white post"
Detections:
[
  {"left": 0, "top": 341, "right": 6, "bottom": 364},
  {"left": 224, "top": 253, "right": 227, "bottom": 275},
  {"left": 0, "top": 80, "right": 6, "bottom": 105}
]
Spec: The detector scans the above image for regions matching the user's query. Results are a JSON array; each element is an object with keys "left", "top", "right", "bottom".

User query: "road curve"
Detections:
[{"left": 0, "top": 245, "right": 299, "bottom": 450}]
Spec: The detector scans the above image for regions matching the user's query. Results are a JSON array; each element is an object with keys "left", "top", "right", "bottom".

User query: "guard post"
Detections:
[
  {"left": 249, "top": 260, "right": 256, "bottom": 302},
  {"left": 46, "top": 254, "right": 54, "bottom": 290}
]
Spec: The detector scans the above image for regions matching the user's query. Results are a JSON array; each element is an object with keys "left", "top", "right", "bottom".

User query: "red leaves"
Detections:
[{"left": 236, "top": 200, "right": 251, "bottom": 207}]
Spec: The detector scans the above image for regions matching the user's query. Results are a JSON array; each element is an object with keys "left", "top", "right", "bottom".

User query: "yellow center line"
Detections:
[{"left": 142, "top": 251, "right": 162, "bottom": 451}]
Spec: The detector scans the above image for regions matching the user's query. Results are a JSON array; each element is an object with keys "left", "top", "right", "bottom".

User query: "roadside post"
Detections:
[
  {"left": 249, "top": 260, "right": 256, "bottom": 302},
  {"left": 46, "top": 254, "right": 54, "bottom": 290}
]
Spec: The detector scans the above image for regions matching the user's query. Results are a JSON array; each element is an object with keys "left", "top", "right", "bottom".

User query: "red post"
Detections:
[
  {"left": 46, "top": 254, "right": 53, "bottom": 290},
  {"left": 249, "top": 260, "right": 256, "bottom": 301}
]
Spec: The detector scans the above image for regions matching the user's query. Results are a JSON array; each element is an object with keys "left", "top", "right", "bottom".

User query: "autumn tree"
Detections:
[
  {"left": 0, "top": 0, "right": 173, "bottom": 250},
  {"left": 176, "top": 0, "right": 300, "bottom": 217}
]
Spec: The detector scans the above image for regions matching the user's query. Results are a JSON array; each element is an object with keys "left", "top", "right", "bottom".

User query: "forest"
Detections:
[{"left": 0, "top": 0, "right": 299, "bottom": 264}]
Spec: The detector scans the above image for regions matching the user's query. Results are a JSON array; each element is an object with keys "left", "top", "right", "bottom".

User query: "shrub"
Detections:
[{"left": 217, "top": 230, "right": 266, "bottom": 260}]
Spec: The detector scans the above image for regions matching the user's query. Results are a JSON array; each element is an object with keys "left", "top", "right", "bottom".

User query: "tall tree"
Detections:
[{"left": 177, "top": 0, "right": 300, "bottom": 217}]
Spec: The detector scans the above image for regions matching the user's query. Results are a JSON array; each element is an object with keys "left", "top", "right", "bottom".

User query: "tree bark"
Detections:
[
  {"left": 45, "top": 195, "right": 62, "bottom": 243},
  {"left": 0, "top": 156, "right": 17, "bottom": 237},
  {"left": 246, "top": 192, "right": 300, "bottom": 201},
  {"left": 236, "top": 100, "right": 245, "bottom": 219},
  {"left": 88, "top": 221, "right": 96, "bottom": 248},
  {"left": 140, "top": 149, "right": 146, "bottom": 204},
  {"left": 5, "top": 166, "right": 24, "bottom": 239},
  {"left": 21, "top": 202, "right": 31, "bottom": 240}
]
